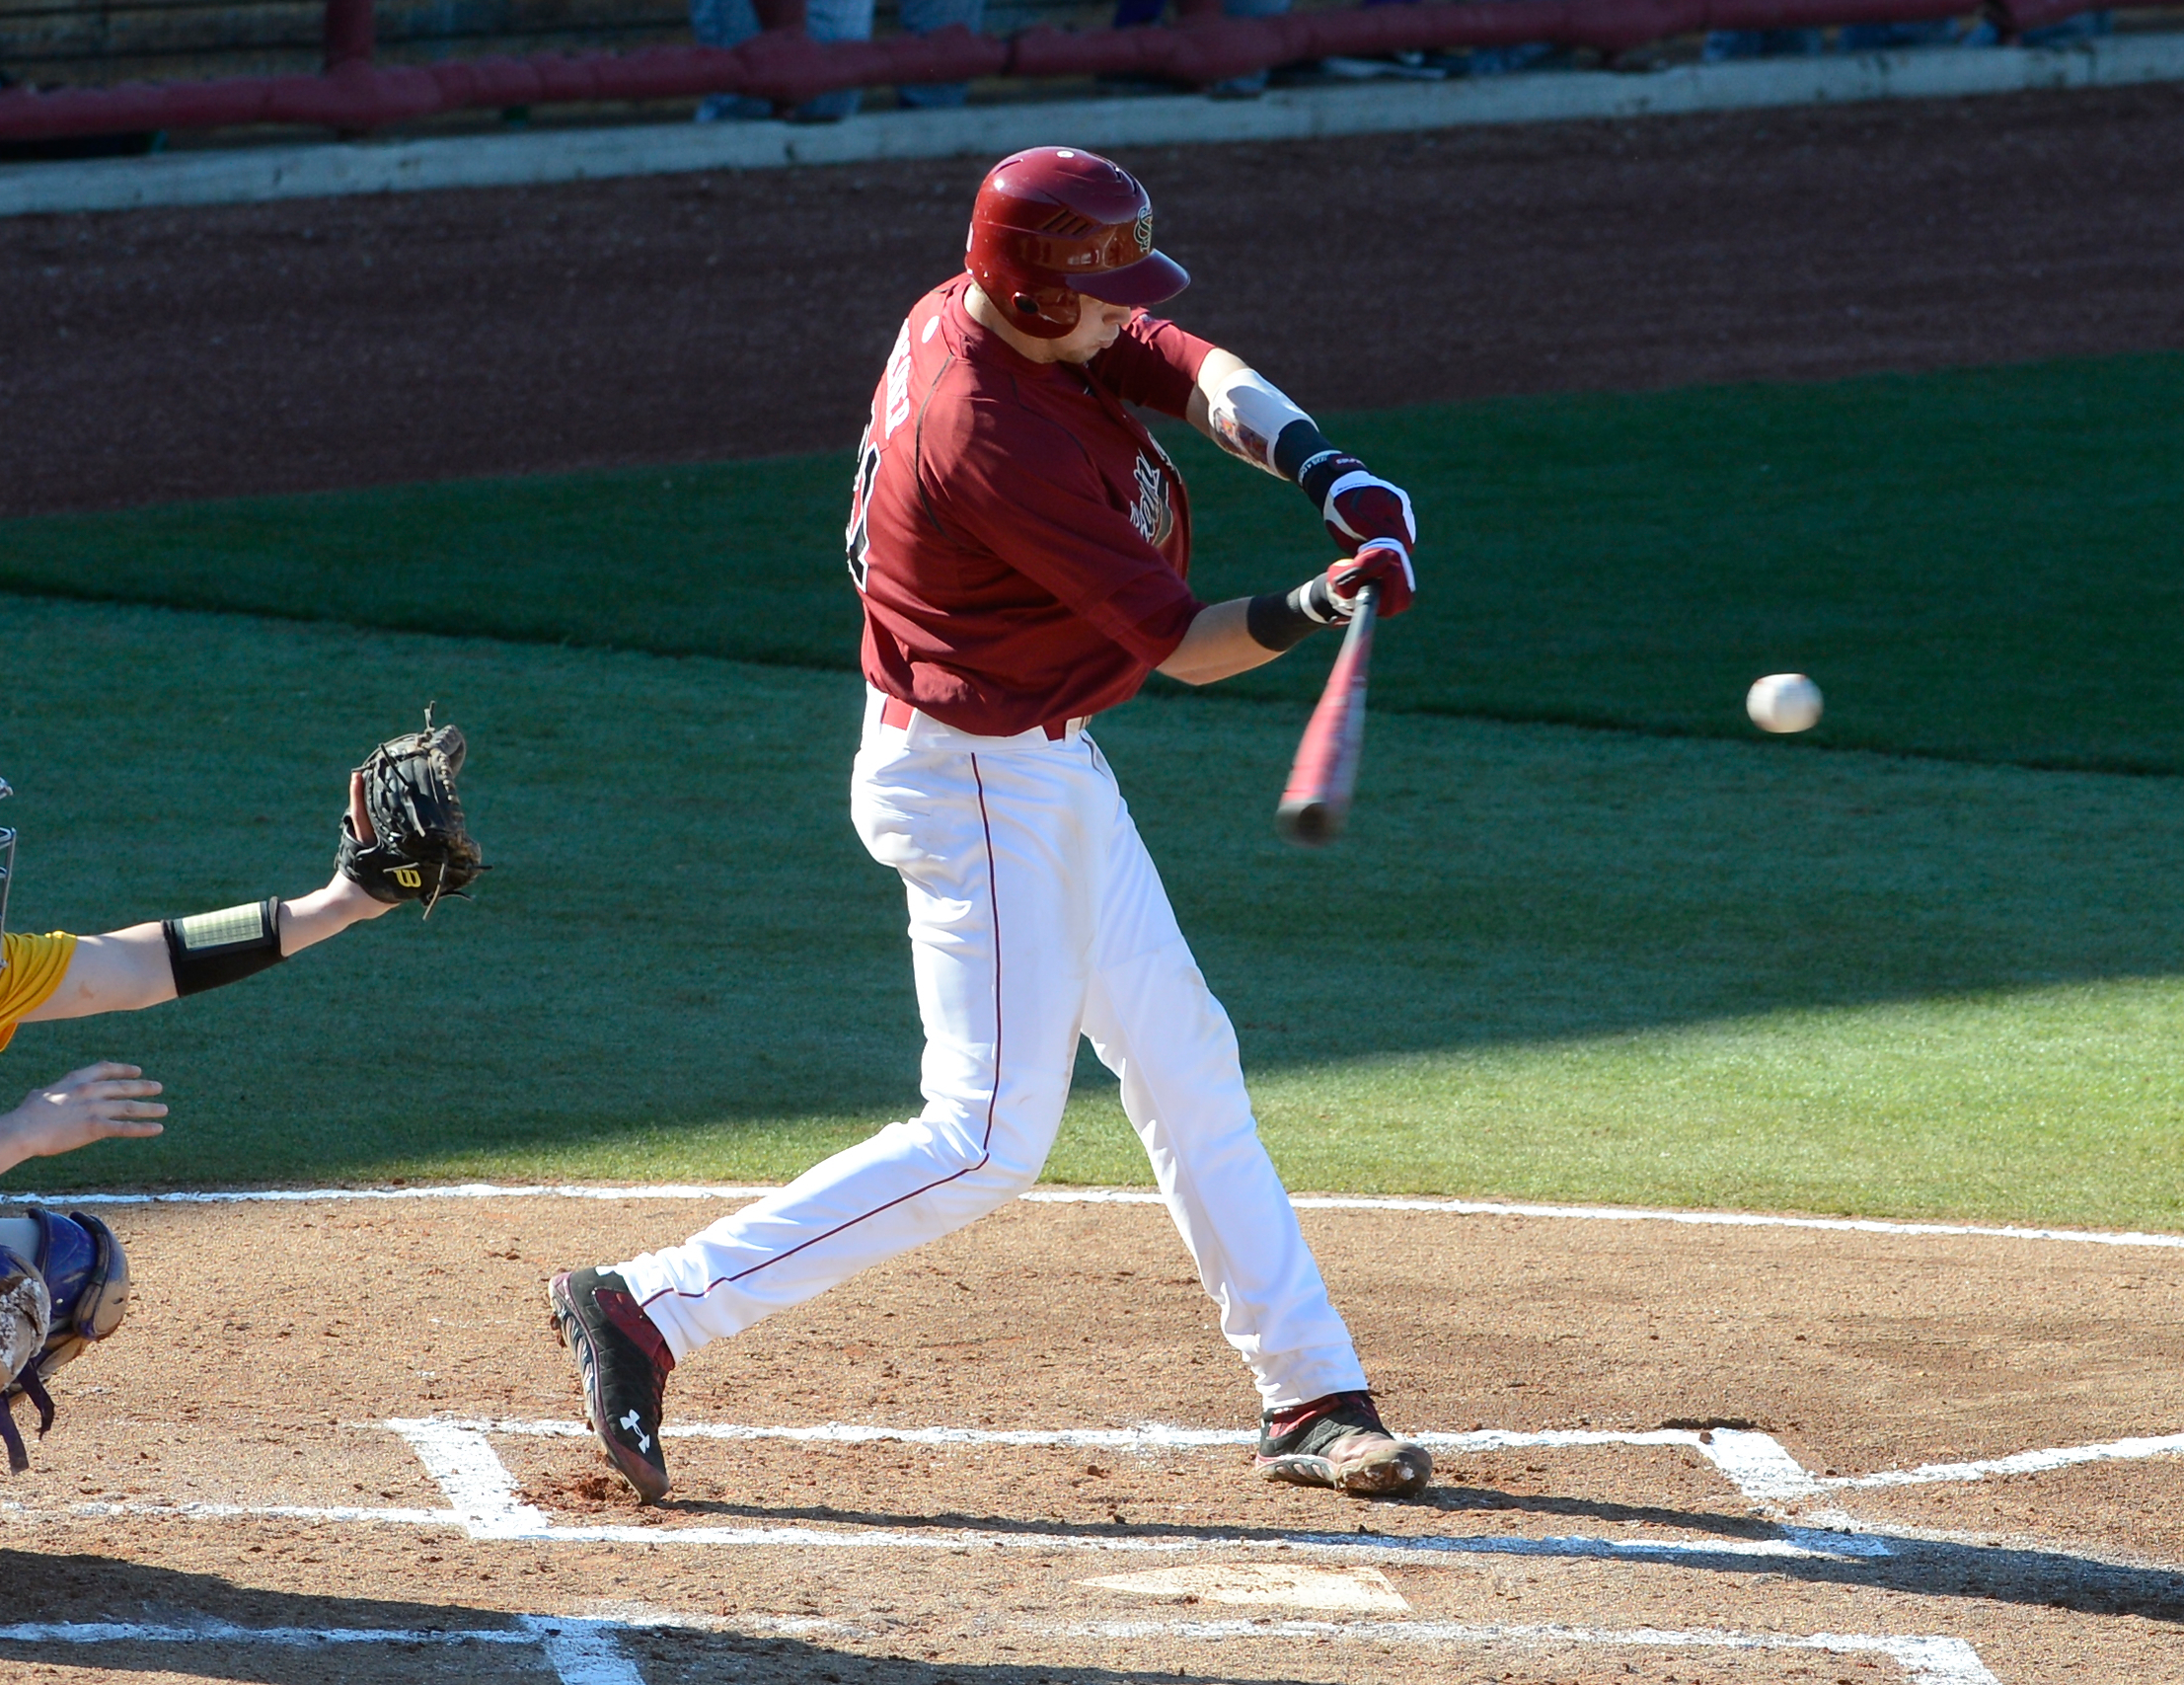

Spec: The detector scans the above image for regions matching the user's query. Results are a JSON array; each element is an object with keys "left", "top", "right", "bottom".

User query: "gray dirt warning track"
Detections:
[
  {"left": 3, "top": 80, "right": 2184, "bottom": 517},
  {"left": 2, "top": 1190, "right": 2181, "bottom": 1682}
]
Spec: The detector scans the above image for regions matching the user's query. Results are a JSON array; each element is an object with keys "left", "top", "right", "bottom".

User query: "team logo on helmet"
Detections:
[{"left": 1133, "top": 212, "right": 1154, "bottom": 254}]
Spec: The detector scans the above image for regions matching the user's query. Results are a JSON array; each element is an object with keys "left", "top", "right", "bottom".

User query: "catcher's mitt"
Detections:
[{"left": 338, "top": 706, "right": 487, "bottom": 914}]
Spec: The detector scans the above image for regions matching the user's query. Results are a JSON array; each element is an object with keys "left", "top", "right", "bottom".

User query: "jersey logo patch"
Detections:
[
  {"left": 882, "top": 323, "right": 915, "bottom": 438},
  {"left": 1129, "top": 453, "right": 1172, "bottom": 548},
  {"left": 845, "top": 434, "right": 881, "bottom": 592}
]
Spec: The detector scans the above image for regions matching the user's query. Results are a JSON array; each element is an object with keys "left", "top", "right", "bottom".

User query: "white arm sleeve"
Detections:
[{"left": 1202, "top": 367, "right": 1316, "bottom": 479}]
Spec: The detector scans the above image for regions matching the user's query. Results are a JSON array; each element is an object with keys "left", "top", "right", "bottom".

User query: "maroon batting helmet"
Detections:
[{"left": 965, "top": 147, "right": 1189, "bottom": 341}]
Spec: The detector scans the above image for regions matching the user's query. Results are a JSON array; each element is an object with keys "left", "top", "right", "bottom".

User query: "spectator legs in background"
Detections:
[
  {"left": 692, "top": 0, "right": 771, "bottom": 120},
  {"left": 691, "top": 0, "right": 873, "bottom": 121},
  {"left": 1456, "top": 0, "right": 1553, "bottom": 77},
  {"left": 1463, "top": 39, "right": 1556, "bottom": 74},
  {"left": 1207, "top": 0, "right": 1288, "bottom": 97},
  {"left": 795, "top": 0, "right": 875, "bottom": 119},
  {"left": 1967, "top": 7, "right": 2112, "bottom": 44},
  {"left": 2030, "top": 9, "right": 2113, "bottom": 42},
  {"left": 896, "top": 0, "right": 984, "bottom": 108},
  {"left": 1838, "top": 18, "right": 1959, "bottom": 49},
  {"left": 1701, "top": 27, "right": 1823, "bottom": 59},
  {"left": 1835, "top": 12, "right": 2109, "bottom": 52}
]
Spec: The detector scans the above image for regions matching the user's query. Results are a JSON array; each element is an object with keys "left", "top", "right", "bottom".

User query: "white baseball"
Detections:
[{"left": 1746, "top": 673, "right": 1823, "bottom": 733}]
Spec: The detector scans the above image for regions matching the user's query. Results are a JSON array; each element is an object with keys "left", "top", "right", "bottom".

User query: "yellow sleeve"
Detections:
[{"left": 0, "top": 932, "right": 80, "bottom": 1054}]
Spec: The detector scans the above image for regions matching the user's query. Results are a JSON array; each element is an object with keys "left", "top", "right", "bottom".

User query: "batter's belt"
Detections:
[{"left": 878, "top": 695, "right": 1089, "bottom": 743}]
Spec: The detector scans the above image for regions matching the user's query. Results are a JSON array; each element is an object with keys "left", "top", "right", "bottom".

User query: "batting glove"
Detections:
[
  {"left": 1285, "top": 543, "right": 1415, "bottom": 627},
  {"left": 1327, "top": 543, "right": 1415, "bottom": 619},
  {"left": 1323, "top": 469, "right": 1416, "bottom": 560}
]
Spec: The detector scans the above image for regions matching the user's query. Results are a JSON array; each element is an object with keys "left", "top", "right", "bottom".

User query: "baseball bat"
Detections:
[{"left": 1275, "top": 580, "right": 1380, "bottom": 847}]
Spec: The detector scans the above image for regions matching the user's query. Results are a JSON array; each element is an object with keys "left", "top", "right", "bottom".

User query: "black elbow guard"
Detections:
[{"left": 163, "top": 898, "right": 285, "bottom": 997}]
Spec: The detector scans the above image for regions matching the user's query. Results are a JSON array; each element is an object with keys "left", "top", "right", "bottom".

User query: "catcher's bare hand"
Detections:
[
  {"left": 0, "top": 1063, "right": 166, "bottom": 1174},
  {"left": 349, "top": 769, "right": 374, "bottom": 845}
]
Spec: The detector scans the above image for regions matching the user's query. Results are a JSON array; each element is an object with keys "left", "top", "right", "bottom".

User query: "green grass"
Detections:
[
  {"left": 6, "top": 352, "right": 2181, "bottom": 770},
  {"left": 2, "top": 595, "right": 2177, "bottom": 1230}
]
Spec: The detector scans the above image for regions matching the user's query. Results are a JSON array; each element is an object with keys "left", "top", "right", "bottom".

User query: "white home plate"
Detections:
[{"left": 1079, "top": 1565, "right": 1409, "bottom": 1612}]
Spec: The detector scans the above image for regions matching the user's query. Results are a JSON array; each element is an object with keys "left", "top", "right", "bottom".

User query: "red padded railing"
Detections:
[{"left": 0, "top": 0, "right": 2105, "bottom": 143}]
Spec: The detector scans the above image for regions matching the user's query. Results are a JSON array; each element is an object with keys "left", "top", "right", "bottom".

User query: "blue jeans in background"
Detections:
[
  {"left": 896, "top": 0, "right": 985, "bottom": 106},
  {"left": 1701, "top": 27, "right": 1825, "bottom": 59},
  {"left": 1838, "top": 19, "right": 1958, "bottom": 48},
  {"left": 694, "top": 0, "right": 871, "bottom": 120},
  {"left": 1108, "top": 0, "right": 1291, "bottom": 94}
]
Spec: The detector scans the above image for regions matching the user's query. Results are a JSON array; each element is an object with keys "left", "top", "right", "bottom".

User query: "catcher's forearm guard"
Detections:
[
  {"left": 338, "top": 708, "right": 487, "bottom": 915},
  {"left": 163, "top": 898, "right": 284, "bottom": 996},
  {"left": 0, "top": 776, "right": 17, "bottom": 970},
  {"left": 1, "top": 1209, "right": 128, "bottom": 1474}
]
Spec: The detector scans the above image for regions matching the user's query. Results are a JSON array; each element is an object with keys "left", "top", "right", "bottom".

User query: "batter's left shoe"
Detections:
[
  {"left": 548, "top": 1267, "right": 674, "bottom": 1502},
  {"left": 1255, "top": 1391, "right": 1433, "bottom": 1497}
]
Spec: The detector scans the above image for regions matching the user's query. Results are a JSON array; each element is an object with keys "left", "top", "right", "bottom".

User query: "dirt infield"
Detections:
[
  {"left": 5, "top": 80, "right": 2184, "bottom": 517},
  {"left": 4, "top": 1189, "right": 2180, "bottom": 1681}
]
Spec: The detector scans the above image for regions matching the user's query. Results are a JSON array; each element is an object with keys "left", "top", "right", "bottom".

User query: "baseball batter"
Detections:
[
  {"left": 551, "top": 147, "right": 1426, "bottom": 1504},
  {"left": 0, "top": 723, "right": 484, "bottom": 1471}
]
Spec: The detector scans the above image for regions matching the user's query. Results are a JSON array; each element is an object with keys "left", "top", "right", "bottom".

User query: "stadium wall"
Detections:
[{"left": 0, "top": 0, "right": 2162, "bottom": 141}]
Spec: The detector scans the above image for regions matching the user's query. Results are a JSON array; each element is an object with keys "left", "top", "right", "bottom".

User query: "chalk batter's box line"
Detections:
[
  {"left": 378, "top": 1414, "right": 1884, "bottom": 1560},
  {"left": 26, "top": 1413, "right": 2178, "bottom": 1567},
  {"left": 0, "top": 1615, "right": 649, "bottom": 1685},
  {"left": 9, "top": 1417, "right": 1894, "bottom": 1563},
  {"left": 451, "top": 1415, "right": 2184, "bottom": 1494},
  {"left": 0, "top": 1617, "right": 2001, "bottom": 1685},
  {"left": 16, "top": 1181, "right": 2184, "bottom": 1252},
  {"left": 1029, "top": 1620, "right": 2001, "bottom": 1684}
]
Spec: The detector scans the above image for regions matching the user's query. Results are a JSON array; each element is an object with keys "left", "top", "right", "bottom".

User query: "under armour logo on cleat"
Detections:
[{"left": 619, "top": 1409, "right": 650, "bottom": 1452}]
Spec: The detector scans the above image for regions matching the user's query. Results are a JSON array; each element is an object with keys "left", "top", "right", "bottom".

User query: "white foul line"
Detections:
[
  {"left": 0, "top": 1615, "right": 1997, "bottom": 1684},
  {"left": 1032, "top": 1187, "right": 2184, "bottom": 1250},
  {"left": 23, "top": 1182, "right": 781, "bottom": 1206},
  {"left": 0, "top": 1616, "right": 646, "bottom": 1685},
  {"left": 20, "top": 1180, "right": 2184, "bottom": 1252},
  {"left": 1031, "top": 1620, "right": 1999, "bottom": 1684},
  {"left": 1822, "top": 1431, "right": 2184, "bottom": 1491},
  {"left": 0, "top": 1620, "right": 528, "bottom": 1646}
]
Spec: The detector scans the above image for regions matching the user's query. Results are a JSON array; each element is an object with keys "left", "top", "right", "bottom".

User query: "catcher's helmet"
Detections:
[{"left": 966, "top": 147, "right": 1189, "bottom": 341}]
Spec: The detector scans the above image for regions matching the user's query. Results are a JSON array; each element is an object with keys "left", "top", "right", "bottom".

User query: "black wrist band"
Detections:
[
  {"left": 1272, "top": 420, "right": 1335, "bottom": 486},
  {"left": 1245, "top": 590, "right": 1324, "bottom": 652},
  {"left": 1297, "top": 449, "right": 1364, "bottom": 510},
  {"left": 163, "top": 898, "right": 285, "bottom": 998}
]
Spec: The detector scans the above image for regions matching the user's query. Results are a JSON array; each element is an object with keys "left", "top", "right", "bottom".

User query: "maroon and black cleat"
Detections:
[
  {"left": 547, "top": 1267, "right": 674, "bottom": 1502},
  {"left": 1254, "top": 1391, "right": 1432, "bottom": 1497}
]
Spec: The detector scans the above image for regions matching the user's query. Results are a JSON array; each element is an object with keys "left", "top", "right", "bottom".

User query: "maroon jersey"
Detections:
[{"left": 847, "top": 274, "right": 1214, "bottom": 737}]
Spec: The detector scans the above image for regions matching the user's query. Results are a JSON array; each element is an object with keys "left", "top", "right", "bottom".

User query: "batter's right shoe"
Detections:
[
  {"left": 547, "top": 1266, "right": 674, "bottom": 1502},
  {"left": 1255, "top": 1391, "right": 1433, "bottom": 1498}
]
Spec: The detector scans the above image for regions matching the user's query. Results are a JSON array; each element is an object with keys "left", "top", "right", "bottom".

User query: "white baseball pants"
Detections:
[{"left": 616, "top": 688, "right": 1370, "bottom": 1411}]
